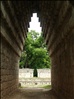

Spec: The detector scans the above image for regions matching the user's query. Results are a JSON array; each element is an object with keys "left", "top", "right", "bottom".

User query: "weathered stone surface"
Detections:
[{"left": 1, "top": 1, "right": 74, "bottom": 99}]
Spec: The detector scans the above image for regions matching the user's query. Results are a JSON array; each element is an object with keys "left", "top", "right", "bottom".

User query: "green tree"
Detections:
[{"left": 19, "top": 30, "right": 51, "bottom": 75}]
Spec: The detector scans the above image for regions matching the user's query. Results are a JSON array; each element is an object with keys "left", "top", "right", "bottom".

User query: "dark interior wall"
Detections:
[
  {"left": 38, "top": 1, "right": 74, "bottom": 99},
  {"left": 1, "top": 1, "right": 74, "bottom": 99},
  {"left": 1, "top": 1, "right": 25, "bottom": 99},
  {"left": 51, "top": 32, "right": 74, "bottom": 99},
  {"left": 48, "top": 3, "right": 74, "bottom": 99},
  {"left": 1, "top": 36, "right": 19, "bottom": 99}
]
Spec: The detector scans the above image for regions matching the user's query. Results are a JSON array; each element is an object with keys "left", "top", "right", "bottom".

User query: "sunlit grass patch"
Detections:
[{"left": 41, "top": 85, "right": 51, "bottom": 89}]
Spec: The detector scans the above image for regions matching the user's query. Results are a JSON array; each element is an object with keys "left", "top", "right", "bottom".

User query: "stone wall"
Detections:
[
  {"left": 46, "top": 3, "right": 74, "bottom": 99},
  {"left": 1, "top": 1, "right": 74, "bottom": 99},
  {"left": 38, "top": 1, "right": 74, "bottom": 99},
  {"left": 51, "top": 32, "right": 74, "bottom": 99},
  {"left": 1, "top": 1, "right": 25, "bottom": 99},
  {"left": 19, "top": 78, "right": 51, "bottom": 87},
  {"left": 1, "top": 36, "right": 19, "bottom": 99},
  {"left": 19, "top": 68, "right": 34, "bottom": 78},
  {"left": 37, "top": 69, "right": 51, "bottom": 78}
]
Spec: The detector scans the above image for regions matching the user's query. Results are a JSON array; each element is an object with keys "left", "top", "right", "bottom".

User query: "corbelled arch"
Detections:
[{"left": 1, "top": 1, "right": 74, "bottom": 99}]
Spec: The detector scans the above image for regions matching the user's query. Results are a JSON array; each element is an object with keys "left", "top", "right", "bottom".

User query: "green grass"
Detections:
[
  {"left": 41, "top": 85, "right": 51, "bottom": 89},
  {"left": 19, "top": 83, "right": 51, "bottom": 89}
]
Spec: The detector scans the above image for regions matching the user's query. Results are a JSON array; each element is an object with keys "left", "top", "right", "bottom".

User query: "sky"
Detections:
[{"left": 28, "top": 13, "right": 42, "bottom": 33}]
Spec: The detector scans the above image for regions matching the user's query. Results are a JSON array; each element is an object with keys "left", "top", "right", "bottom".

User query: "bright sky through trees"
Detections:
[{"left": 28, "top": 13, "right": 42, "bottom": 33}]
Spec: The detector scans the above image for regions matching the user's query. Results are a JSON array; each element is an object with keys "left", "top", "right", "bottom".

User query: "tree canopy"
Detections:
[{"left": 19, "top": 30, "right": 51, "bottom": 71}]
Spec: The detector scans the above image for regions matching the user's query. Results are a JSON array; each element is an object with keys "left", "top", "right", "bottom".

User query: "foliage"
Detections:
[{"left": 19, "top": 30, "right": 51, "bottom": 74}]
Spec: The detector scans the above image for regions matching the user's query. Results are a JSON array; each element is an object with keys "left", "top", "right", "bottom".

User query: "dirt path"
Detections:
[{"left": 7, "top": 88, "right": 58, "bottom": 99}]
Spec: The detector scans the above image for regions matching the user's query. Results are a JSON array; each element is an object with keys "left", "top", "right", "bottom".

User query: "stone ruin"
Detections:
[
  {"left": 19, "top": 68, "right": 51, "bottom": 86},
  {"left": 19, "top": 68, "right": 51, "bottom": 78},
  {"left": 19, "top": 68, "right": 34, "bottom": 78},
  {"left": 37, "top": 69, "right": 51, "bottom": 78}
]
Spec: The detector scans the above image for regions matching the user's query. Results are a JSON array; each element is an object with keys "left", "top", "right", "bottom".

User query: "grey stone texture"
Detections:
[{"left": 1, "top": 1, "right": 74, "bottom": 99}]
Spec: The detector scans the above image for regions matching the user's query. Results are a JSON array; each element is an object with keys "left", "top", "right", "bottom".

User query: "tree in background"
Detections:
[{"left": 19, "top": 30, "right": 51, "bottom": 76}]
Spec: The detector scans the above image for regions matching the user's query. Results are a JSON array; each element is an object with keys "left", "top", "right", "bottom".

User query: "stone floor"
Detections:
[{"left": 6, "top": 88, "right": 58, "bottom": 99}]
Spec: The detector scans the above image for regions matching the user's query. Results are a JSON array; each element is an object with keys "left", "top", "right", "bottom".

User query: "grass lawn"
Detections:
[
  {"left": 41, "top": 85, "right": 51, "bottom": 89},
  {"left": 19, "top": 84, "right": 51, "bottom": 89}
]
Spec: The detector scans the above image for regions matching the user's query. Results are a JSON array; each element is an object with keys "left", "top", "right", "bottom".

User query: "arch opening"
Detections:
[
  {"left": 1, "top": 1, "right": 74, "bottom": 99},
  {"left": 19, "top": 13, "right": 51, "bottom": 89}
]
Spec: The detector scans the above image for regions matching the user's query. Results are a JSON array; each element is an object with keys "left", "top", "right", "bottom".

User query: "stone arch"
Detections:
[{"left": 1, "top": 1, "right": 74, "bottom": 99}]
